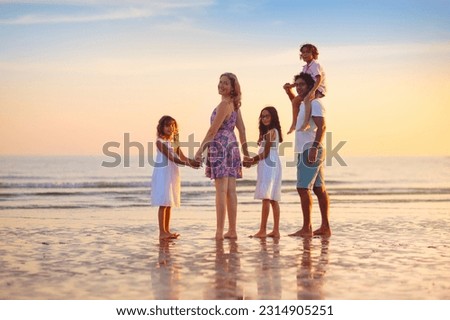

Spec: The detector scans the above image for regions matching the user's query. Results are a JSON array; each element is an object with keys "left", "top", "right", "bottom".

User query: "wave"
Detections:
[
  {"left": 327, "top": 188, "right": 450, "bottom": 195},
  {"left": 0, "top": 181, "right": 150, "bottom": 189},
  {"left": 0, "top": 177, "right": 355, "bottom": 190},
  {"left": 0, "top": 203, "right": 151, "bottom": 210},
  {"left": 1, "top": 180, "right": 449, "bottom": 197},
  {"left": 1, "top": 196, "right": 448, "bottom": 210}
]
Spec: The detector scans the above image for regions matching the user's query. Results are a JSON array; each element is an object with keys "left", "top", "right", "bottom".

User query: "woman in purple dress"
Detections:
[{"left": 195, "top": 73, "right": 249, "bottom": 240}]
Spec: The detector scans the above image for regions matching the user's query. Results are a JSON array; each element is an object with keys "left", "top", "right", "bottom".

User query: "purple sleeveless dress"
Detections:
[{"left": 205, "top": 108, "right": 242, "bottom": 179}]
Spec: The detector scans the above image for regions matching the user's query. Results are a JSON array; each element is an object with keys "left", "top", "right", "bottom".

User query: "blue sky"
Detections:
[
  {"left": 0, "top": 1, "right": 447, "bottom": 41},
  {"left": 1, "top": 0, "right": 449, "bottom": 156},
  {"left": 1, "top": 1, "right": 448, "bottom": 41}
]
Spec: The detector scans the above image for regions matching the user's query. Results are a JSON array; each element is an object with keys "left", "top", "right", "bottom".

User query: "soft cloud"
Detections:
[
  {"left": 0, "top": 8, "right": 151, "bottom": 25},
  {"left": 0, "top": 0, "right": 214, "bottom": 25},
  {"left": 0, "top": 0, "right": 213, "bottom": 6}
]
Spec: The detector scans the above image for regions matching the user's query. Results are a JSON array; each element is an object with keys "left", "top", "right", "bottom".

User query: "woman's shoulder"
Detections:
[
  {"left": 215, "top": 100, "right": 234, "bottom": 119},
  {"left": 216, "top": 99, "right": 233, "bottom": 111}
]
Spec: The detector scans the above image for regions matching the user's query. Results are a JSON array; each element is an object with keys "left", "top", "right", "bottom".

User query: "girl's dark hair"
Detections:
[
  {"left": 258, "top": 106, "right": 283, "bottom": 143},
  {"left": 156, "top": 115, "right": 178, "bottom": 139},
  {"left": 295, "top": 72, "right": 315, "bottom": 93},
  {"left": 300, "top": 43, "right": 319, "bottom": 60}
]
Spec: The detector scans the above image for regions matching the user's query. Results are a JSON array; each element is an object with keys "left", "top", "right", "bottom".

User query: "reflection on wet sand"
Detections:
[
  {"left": 205, "top": 239, "right": 243, "bottom": 299},
  {"left": 297, "top": 237, "right": 329, "bottom": 299},
  {"left": 151, "top": 239, "right": 180, "bottom": 299},
  {"left": 256, "top": 238, "right": 282, "bottom": 299},
  {"left": 150, "top": 236, "right": 328, "bottom": 300}
]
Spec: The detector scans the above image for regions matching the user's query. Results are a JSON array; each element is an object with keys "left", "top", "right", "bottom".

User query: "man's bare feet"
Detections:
[
  {"left": 170, "top": 233, "right": 180, "bottom": 239},
  {"left": 288, "top": 228, "right": 313, "bottom": 237},
  {"left": 267, "top": 231, "right": 280, "bottom": 238},
  {"left": 224, "top": 231, "right": 237, "bottom": 239},
  {"left": 313, "top": 227, "right": 331, "bottom": 237},
  {"left": 250, "top": 231, "right": 266, "bottom": 238}
]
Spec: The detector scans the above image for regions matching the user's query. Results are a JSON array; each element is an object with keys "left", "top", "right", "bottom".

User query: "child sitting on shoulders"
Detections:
[{"left": 285, "top": 43, "right": 327, "bottom": 134}]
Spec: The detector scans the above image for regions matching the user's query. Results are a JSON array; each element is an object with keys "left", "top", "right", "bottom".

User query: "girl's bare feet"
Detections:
[
  {"left": 159, "top": 232, "right": 173, "bottom": 240},
  {"left": 166, "top": 230, "right": 180, "bottom": 239},
  {"left": 267, "top": 231, "right": 280, "bottom": 238},
  {"left": 313, "top": 227, "right": 331, "bottom": 237}
]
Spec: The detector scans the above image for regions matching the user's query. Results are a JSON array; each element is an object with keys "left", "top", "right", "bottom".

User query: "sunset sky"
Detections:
[{"left": 1, "top": 0, "right": 449, "bottom": 157}]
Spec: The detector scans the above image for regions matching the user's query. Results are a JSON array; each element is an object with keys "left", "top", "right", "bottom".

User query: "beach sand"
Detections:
[{"left": 1, "top": 202, "right": 449, "bottom": 300}]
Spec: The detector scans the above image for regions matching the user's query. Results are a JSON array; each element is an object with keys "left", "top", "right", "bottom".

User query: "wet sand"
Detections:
[{"left": 1, "top": 203, "right": 449, "bottom": 300}]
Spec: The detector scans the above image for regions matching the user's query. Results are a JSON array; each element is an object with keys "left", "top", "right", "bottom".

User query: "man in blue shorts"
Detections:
[{"left": 283, "top": 72, "right": 331, "bottom": 237}]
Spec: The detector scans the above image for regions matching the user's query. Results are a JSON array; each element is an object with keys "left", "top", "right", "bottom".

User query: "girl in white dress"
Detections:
[
  {"left": 244, "top": 106, "right": 283, "bottom": 238},
  {"left": 151, "top": 116, "right": 199, "bottom": 240}
]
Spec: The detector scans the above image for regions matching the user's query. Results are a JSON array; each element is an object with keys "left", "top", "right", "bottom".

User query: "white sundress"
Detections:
[
  {"left": 254, "top": 129, "right": 282, "bottom": 201},
  {"left": 151, "top": 138, "right": 180, "bottom": 207}
]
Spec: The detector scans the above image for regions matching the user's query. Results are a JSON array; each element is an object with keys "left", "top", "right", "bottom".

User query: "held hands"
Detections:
[
  {"left": 187, "top": 158, "right": 201, "bottom": 169},
  {"left": 243, "top": 156, "right": 256, "bottom": 168},
  {"left": 194, "top": 150, "right": 203, "bottom": 163}
]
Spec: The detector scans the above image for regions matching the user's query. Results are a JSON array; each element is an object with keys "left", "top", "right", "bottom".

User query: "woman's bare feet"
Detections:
[
  {"left": 224, "top": 231, "right": 237, "bottom": 239},
  {"left": 267, "top": 231, "right": 280, "bottom": 238},
  {"left": 215, "top": 232, "right": 224, "bottom": 240},
  {"left": 288, "top": 228, "right": 313, "bottom": 238},
  {"left": 250, "top": 231, "right": 266, "bottom": 238},
  {"left": 313, "top": 226, "right": 331, "bottom": 237}
]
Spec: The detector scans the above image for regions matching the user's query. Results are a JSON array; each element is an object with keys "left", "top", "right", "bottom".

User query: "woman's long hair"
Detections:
[
  {"left": 220, "top": 72, "right": 241, "bottom": 110},
  {"left": 258, "top": 106, "right": 283, "bottom": 143}
]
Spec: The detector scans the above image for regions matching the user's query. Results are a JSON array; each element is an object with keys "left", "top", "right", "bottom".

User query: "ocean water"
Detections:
[
  {"left": 0, "top": 155, "right": 449, "bottom": 212},
  {"left": 1, "top": 155, "right": 450, "bottom": 299}
]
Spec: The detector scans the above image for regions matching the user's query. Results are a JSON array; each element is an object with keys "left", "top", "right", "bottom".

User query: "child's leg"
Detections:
[
  {"left": 164, "top": 206, "right": 171, "bottom": 232},
  {"left": 288, "top": 95, "right": 303, "bottom": 134},
  {"left": 299, "top": 97, "right": 311, "bottom": 131},
  {"left": 158, "top": 206, "right": 172, "bottom": 239},
  {"left": 267, "top": 200, "right": 280, "bottom": 238},
  {"left": 164, "top": 207, "right": 180, "bottom": 238},
  {"left": 253, "top": 199, "right": 270, "bottom": 238}
]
